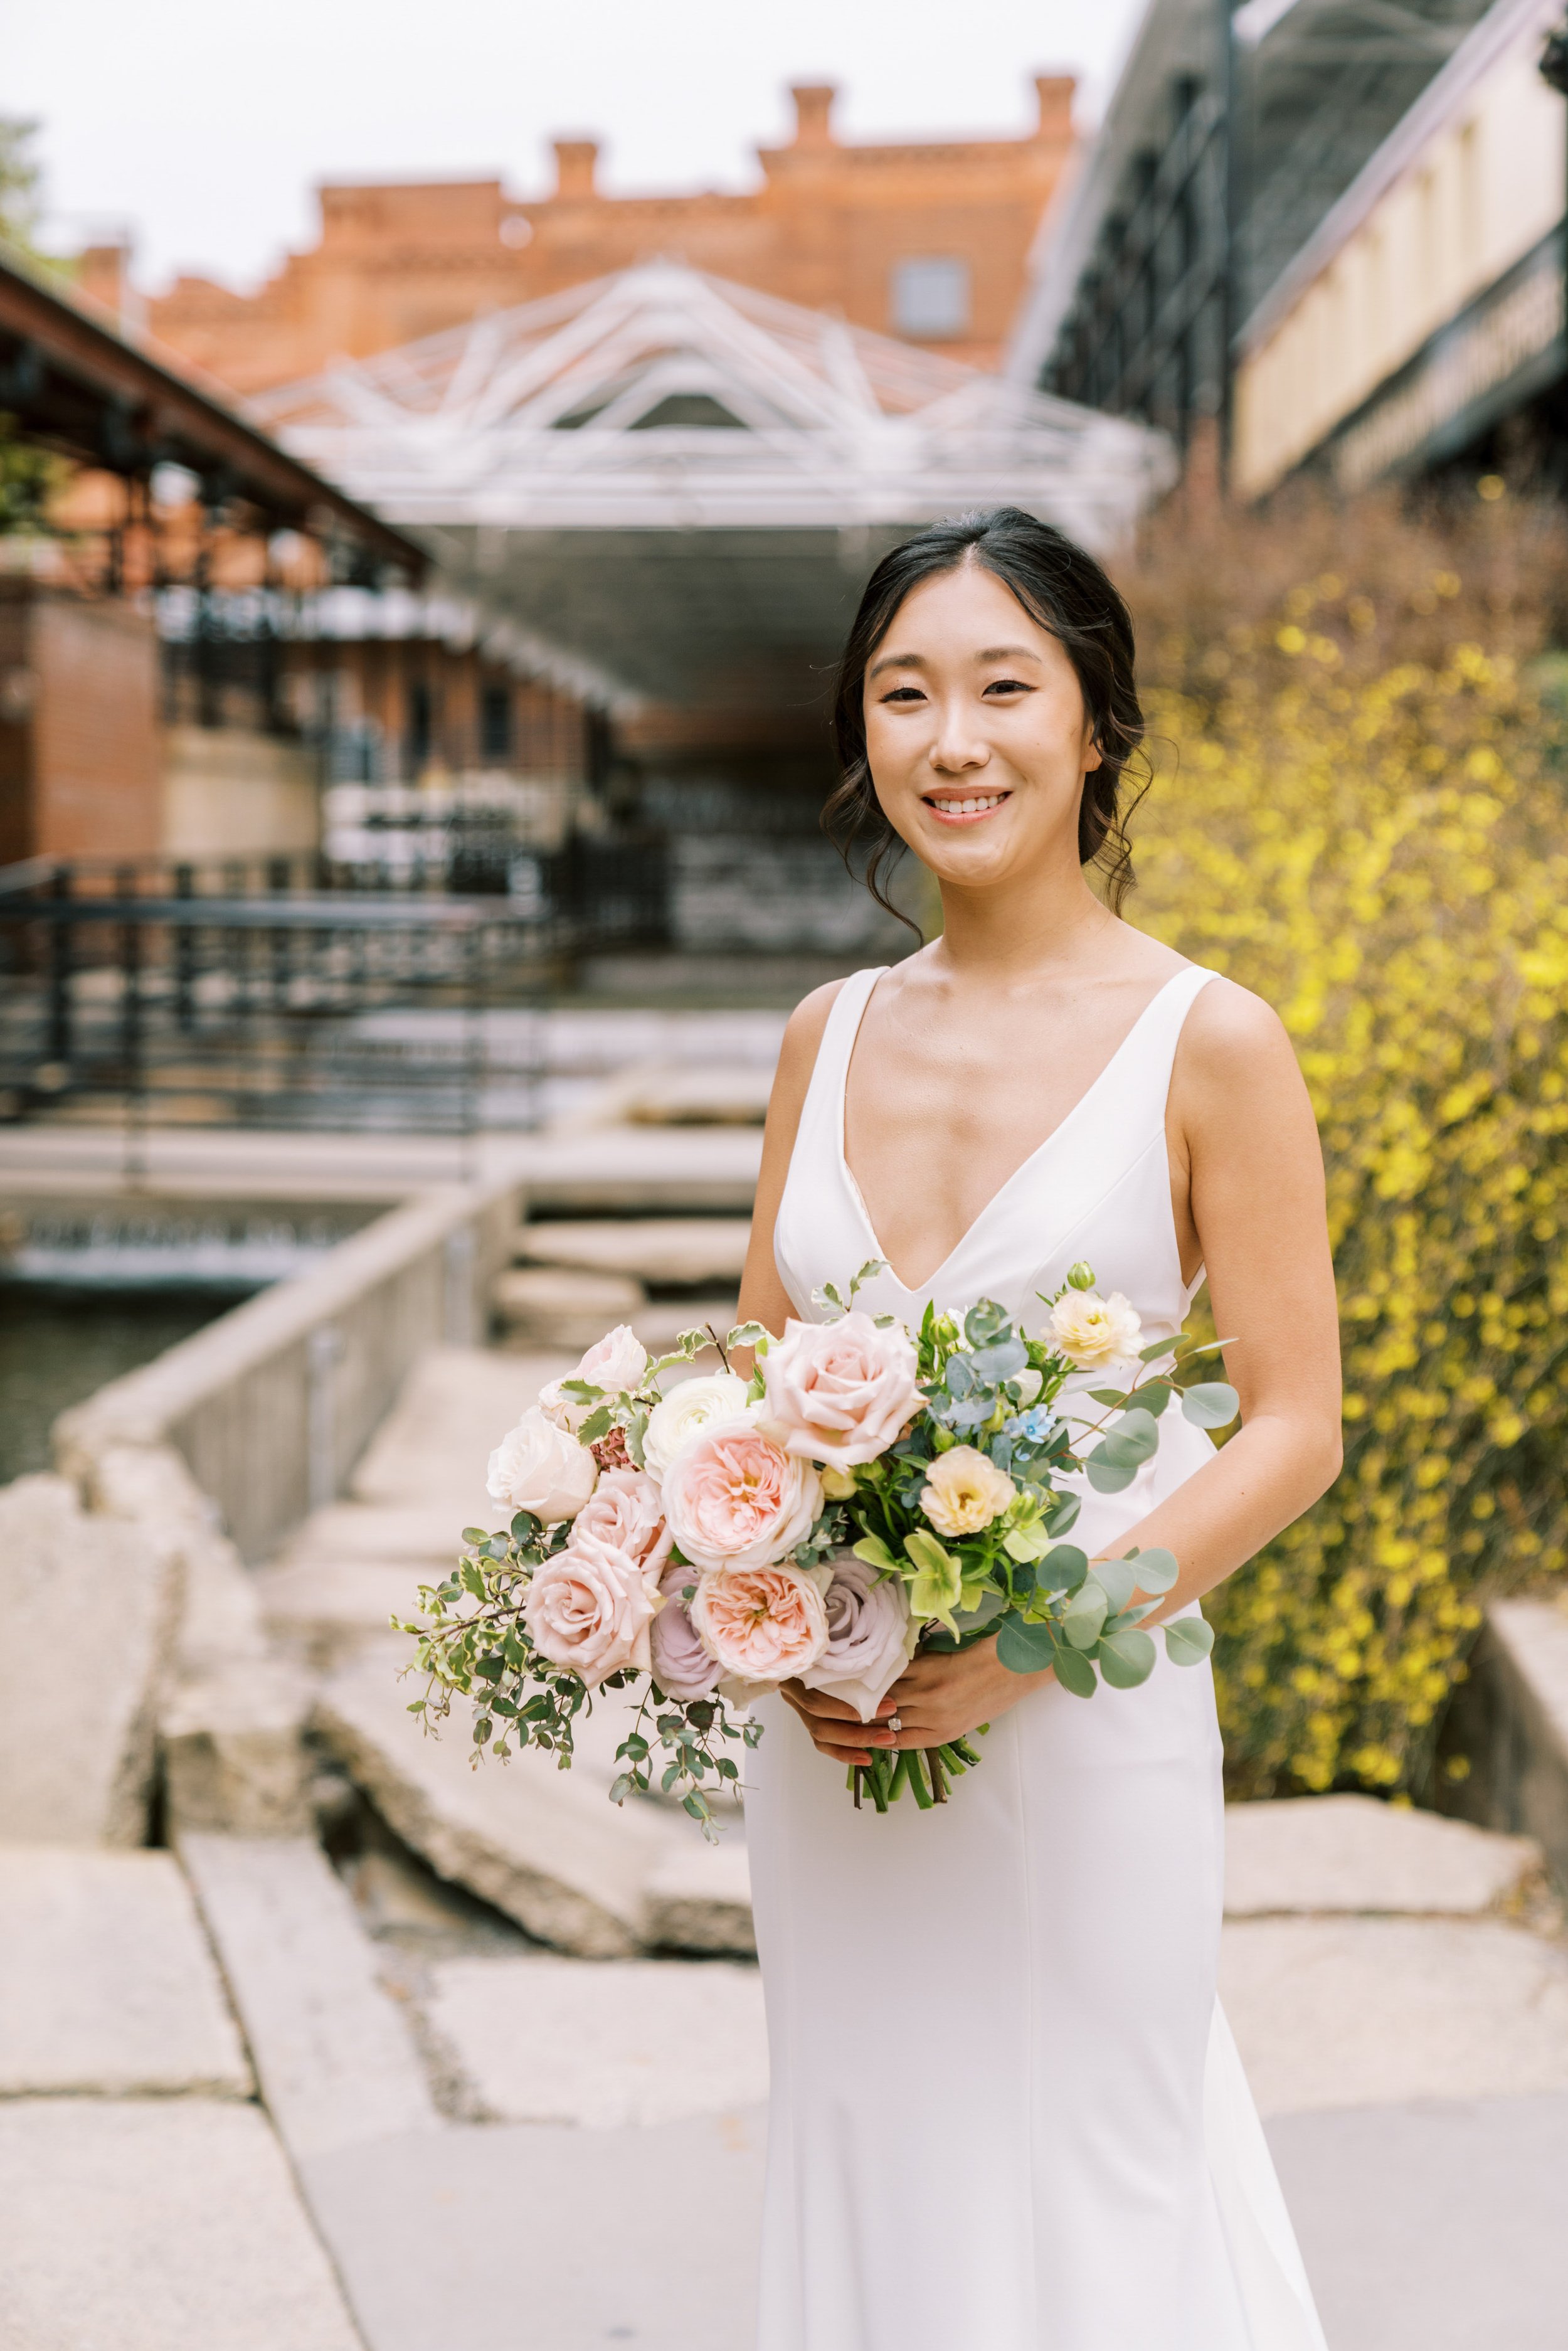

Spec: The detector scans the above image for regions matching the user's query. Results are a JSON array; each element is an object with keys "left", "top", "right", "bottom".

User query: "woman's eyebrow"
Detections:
[
  {"left": 867, "top": 649, "right": 926, "bottom": 679},
  {"left": 976, "top": 645, "right": 1042, "bottom": 664}
]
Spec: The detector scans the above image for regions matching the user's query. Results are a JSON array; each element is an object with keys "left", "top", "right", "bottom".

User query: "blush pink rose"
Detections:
[
  {"left": 538, "top": 1324, "right": 649, "bottom": 1431},
  {"left": 689, "top": 1561, "right": 829, "bottom": 1684},
  {"left": 661, "top": 1415, "right": 822, "bottom": 1572},
  {"left": 523, "top": 1531, "right": 662, "bottom": 1687},
  {"left": 649, "top": 1559, "right": 723, "bottom": 1701},
  {"left": 571, "top": 1467, "right": 672, "bottom": 1574},
  {"left": 760, "top": 1311, "right": 920, "bottom": 1471},
  {"left": 800, "top": 1553, "right": 916, "bottom": 1723}
]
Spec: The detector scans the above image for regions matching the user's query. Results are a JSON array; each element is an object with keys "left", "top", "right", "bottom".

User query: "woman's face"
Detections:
[{"left": 861, "top": 557, "right": 1100, "bottom": 889}]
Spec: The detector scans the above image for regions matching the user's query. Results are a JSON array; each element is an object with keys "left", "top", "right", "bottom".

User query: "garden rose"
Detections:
[
  {"left": 661, "top": 1416, "right": 823, "bottom": 1571},
  {"left": 571, "top": 1465, "right": 672, "bottom": 1573},
  {"left": 919, "top": 1444, "right": 1015, "bottom": 1537},
  {"left": 648, "top": 1559, "right": 722, "bottom": 1701},
  {"left": 486, "top": 1406, "right": 598, "bottom": 1524},
  {"left": 760, "top": 1311, "right": 920, "bottom": 1470},
  {"left": 538, "top": 1324, "right": 649, "bottom": 1431},
  {"left": 641, "top": 1371, "right": 753, "bottom": 1482},
  {"left": 523, "top": 1530, "right": 663, "bottom": 1685},
  {"left": 1048, "top": 1289, "right": 1142, "bottom": 1369},
  {"left": 689, "top": 1561, "right": 830, "bottom": 1683},
  {"left": 800, "top": 1554, "right": 917, "bottom": 1722}
]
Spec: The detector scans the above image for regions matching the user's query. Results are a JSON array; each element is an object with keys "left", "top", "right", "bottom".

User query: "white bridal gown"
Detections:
[{"left": 748, "top": 962, "right": 1328, "bottom": 2351}]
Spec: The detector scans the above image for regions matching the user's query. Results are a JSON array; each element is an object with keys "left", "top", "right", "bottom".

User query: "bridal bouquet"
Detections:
[{"left": 398, "top": 1263, "right": 1236, "bottom": 1830}]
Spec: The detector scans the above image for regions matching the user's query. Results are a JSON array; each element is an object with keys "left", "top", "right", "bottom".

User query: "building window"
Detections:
[
  {"left": 480, "top": 682, "right": 512, "bottom": 762},
  {"left": 891, "top": 257, "right": 970, "bottom": 340},
  {"left": 407, "top": 681, "right": 435, "bottom": 771}
]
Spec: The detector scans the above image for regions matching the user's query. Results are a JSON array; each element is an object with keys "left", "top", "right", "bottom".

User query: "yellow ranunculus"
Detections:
[{"left": 919, "top": 1446, "right": 1015, "bottom": 1537}]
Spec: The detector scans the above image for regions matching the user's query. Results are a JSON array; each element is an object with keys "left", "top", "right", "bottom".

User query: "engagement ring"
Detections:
[{"left": 886, "top": 1714, "right": 903, "bottom": 1734}]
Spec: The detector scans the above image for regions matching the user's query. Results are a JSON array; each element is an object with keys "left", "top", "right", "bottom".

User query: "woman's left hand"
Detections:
[{"left": 782, "top": 1637, "right": 1051, "bottom": 1765}]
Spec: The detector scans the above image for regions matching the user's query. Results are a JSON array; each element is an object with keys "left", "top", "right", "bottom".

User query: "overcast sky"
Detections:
[{"left": 10, "top": 0, "right": 1146, "bottom": 293}]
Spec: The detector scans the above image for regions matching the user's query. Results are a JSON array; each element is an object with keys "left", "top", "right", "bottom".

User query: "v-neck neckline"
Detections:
[{"left": 837, "top": 966, "right": 1191, "bottom": 1297}]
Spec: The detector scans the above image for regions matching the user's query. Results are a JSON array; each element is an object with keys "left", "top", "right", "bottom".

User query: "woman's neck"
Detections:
[{"left": 930, "top": 853, "right": 1115, "bottom": 986}]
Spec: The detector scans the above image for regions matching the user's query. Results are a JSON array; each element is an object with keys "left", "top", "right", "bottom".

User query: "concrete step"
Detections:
[
  {"left": 1223, "top": 1792, "right": 1540, "bottom": 1917},
  {"left": 0, "top": 1475, "right": 177, "bottom": 1847},
  {"left": 423, "top": 1951, "right": 766, "bottom": 2128},
  {"left": 347, "top": 1344, "right": 572, "bottom": 1517},
  {"left": 316, "top": 1655, "right": 754, "bottom": 1958},
  {"left": 0, "top": 1847, "right": 252, "bottom": 2100},
  {"left": 490, "top": 1264, "right": 645, "bottom": 1349},
  {"left": 516, "top": 1215, "right": 752, "bottom": 1288},
  {"left": 0, "top": 2100, "right": 366, "bottom": 2351}
]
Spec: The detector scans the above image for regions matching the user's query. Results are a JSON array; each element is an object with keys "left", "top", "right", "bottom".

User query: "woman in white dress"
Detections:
[{"left": 734, "top": 507, "right": 1344, "bottom": 2351}]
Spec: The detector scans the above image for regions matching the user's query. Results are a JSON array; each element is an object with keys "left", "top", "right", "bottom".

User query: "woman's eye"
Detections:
[
  {"left": 983, "top": 677, "right": 1031, "bottom": 696},
  {"left": 882, "top": 686, "right": 926, "bottom": 703}
]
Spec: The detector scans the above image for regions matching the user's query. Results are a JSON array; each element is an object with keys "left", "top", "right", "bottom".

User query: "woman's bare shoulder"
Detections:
[
  {"left": 1174, "top": 974, "right": 1310, "bottom": 1119},
  {"left": 766, "top": 978, "right": 850, "bottom": 1120}
]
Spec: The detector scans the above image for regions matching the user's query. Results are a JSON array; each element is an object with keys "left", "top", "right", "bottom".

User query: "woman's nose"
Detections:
[{"left": 929, "top": 704, "right": 990, "bottom": 773}]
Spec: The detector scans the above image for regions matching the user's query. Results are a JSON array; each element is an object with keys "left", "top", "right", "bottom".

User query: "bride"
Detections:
[{"left": 734, "top": 506, "right": 1343, "bottom": 2350}]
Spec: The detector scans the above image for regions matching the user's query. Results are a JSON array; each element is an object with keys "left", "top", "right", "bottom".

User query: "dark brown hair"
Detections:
[{"left": 825, "top": 506, "right": 1147, "bottom": 928}]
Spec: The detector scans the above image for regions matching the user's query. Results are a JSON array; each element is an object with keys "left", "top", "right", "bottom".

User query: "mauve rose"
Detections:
[
  {"left": 539, "top": 1324, "right": 649, "bottom": 1431},
  {"left": 524, "top": 1530, "right": 662, "bottom": 1686},
  {"left": 486, "top": 1406, "right": 598, "bottom": 1524},
  {"left": 800, "top": 1553, "right": 918, "bottom": 1723},
  {"left": 661, "top": 1415, "right": 822, "bottom": 1571},
  {"left": 649, "top": 1559, "right": 722, "bottom": 1701},
  {"left": 571, "top": 1466, "right": 671, "bottom": 1574},
  {"left": 760, "top": 1311, "right": 920, "bottom": 1470},
  {"left": 689, "top": 1561, "right": 829, "bottom": 1684}
]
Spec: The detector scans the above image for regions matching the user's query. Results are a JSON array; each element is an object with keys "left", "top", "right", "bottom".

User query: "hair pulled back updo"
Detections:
[{"left": 825, "top": 506, "right": 1147, "bottom": 926}]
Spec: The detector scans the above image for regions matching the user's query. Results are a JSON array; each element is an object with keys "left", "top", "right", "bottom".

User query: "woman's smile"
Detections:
[{"left": 921, "top": 788, "right": 1014, "bottom": 824}]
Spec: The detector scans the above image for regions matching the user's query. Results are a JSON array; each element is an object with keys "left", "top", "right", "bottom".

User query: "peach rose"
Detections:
[
  {"left": 486, "top": 1406, "right": 598, "bottom": 1524},
  {"left": 571, "top": 1466, "right": 672, "bottom": 1574},
  {"left": 523, "top": 1530, "right": 662, "bottom": 1687},
  {"left": 689, "top": 1561, "right": 830, "bottom": 1684},
  {"left": 642, "top": 1371, "right": 753, "bottom": 1483},
  {"left": 648, "top": 1559, "right": 723, "bottom": 1701},
  {"left": 760, "top": 1310, "right": 920, "bottom": 1471},
  {"left": 539, "top": 1323, "right": 649, "bottom": 1431},
  {"left": 1048, "top": 1290, "right": 1142, "bottom": 1369},
  {"left": 661, "top": 1415, "right": 823, "bottom": 1571},
  {"left": 919, "top": 1444, "right": 1015, "bottom": 1537}
]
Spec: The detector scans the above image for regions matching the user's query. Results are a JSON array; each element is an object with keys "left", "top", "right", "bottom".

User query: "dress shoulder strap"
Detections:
[
  {"left": 790, "top": 965, "right": 886, "bottom": 1159},
  {"left": 1123, "top": 963, "right": 1220, "bottom": 1120}
]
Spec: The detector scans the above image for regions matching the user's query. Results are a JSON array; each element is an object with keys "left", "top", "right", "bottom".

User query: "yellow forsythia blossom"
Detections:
[{"left": 1131, "top": 638, "right": 1568, "bottom": 1797}]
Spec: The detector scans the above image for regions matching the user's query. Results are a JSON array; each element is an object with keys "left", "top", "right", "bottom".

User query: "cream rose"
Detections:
[
  {"left": 1048, "top": 1289, "right": 1143, "bottom": 1369},
  {"left": 919, "top": 1444, "right": 1015, "bottom": 1537},
  {"left": 760, "top": 1311, "right": 920, "bottom": 1471},
  {"left": 642, "top": 1372, "right": 753, "bottom": 1483},
  {"left": 689, "top": 1561, "right": 830, "bottom": 1684},
  {"left": 800, "top": 1554, "right": 917, "bottom": 1723},
  {"left": 486, "top": 1406, "right": 598, "bottom": 1524},
  {"left": 538, "top": 1324, "right": 649, "bottom": 1431},
  {"left": 661, "top": 1415, "right": 823, "bottom": 1571},
  {"left": 523, "top": 1531, "right": 662, "bottom": 1685},
  {"left": 648, "top": 1559, "right": 722, "bottom": 1701}
]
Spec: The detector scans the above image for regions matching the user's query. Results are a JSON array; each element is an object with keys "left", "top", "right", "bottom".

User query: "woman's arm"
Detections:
[
  {"left": 733, "top": 980, "right": 845, "bottom": 1356},
  {"left": 786, "top": 977, "right": 1343, "bottom": 1765}
]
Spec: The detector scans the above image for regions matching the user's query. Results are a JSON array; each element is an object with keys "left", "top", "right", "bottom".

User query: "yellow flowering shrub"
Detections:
[{"left": 1125, "top": 547, "right": 1568, "bottom": 1796}]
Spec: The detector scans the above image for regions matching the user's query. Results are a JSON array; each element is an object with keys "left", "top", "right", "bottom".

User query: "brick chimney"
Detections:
[
  {"left": 553, "top": 139, "right": 600, "bottom": 200},
  {"left": 790, "top": 85, "right": 837, "bottom": 147},
  {"left": 1034, "top": 75, "right": 1075, "bottom": 137},
  {"left": 77, "top": 241, "right": 130, "bottom": 318}
]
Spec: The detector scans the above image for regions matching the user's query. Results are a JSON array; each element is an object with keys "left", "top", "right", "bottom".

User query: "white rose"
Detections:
[
  {"left": 538, "top": 1324, "right": 650, "bottom": 1431},
  {"left": 486, "top": 1406, "right": 598, "bottom": 1523},
  {"left": 1047, "top": 1290, "right": 1143, "bottom": 1369},
  {"left": 642, "top": 1371, "right": 754, "bottom": 1482}
]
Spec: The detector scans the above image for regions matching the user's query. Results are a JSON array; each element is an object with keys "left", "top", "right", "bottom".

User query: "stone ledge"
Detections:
[{"left": 1224, "top": 1792, "right": 1540, "bottom": 1917}]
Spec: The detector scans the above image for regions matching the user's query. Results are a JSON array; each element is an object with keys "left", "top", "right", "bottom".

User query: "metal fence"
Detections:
[{"left": 0, "top": 842, "right": 667, "bottom": 1135}]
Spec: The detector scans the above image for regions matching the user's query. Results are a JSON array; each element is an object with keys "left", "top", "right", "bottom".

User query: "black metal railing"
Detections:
[{"left": 0, "top": 841, "right": 667, "bottom": 1135}]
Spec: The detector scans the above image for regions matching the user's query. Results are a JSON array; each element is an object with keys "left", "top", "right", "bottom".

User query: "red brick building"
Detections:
[{"left": 137, "top": 78, "right": 1075, "bottom": 396}]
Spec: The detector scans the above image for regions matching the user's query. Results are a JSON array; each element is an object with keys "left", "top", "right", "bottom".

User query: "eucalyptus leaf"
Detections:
[
  {"left": 1086, "top": 1455, "right": 1136, "bottom": 1494},
  {"left": 970, "top": 1337, "right": 1028, "bottom": 1382},
  {"left": 1039, "top": 1543, "right": 1088, "bottom": 1591},
  {"left": 1094, "top": 1559, "right": 1139, "bottom": 1613},
  {"left": 1046, "top": 1490, "right": 1081, "bottom": 1534},
  {"left": 1135, "top": 1379, "right": 1173, "bottom": 1417},
  {"left": 1140, "top": 1335, "right": 1177, "bottom": 1361},
  {"left": 1098, "top": 1627, "right": 1157, "bottom": 1687},
  {"left": 1126, "top": 1545, "right": 1179, "bottom": 1594},
  {"left": 1086, "top": 1387, "right": 1129, "bottom": 1406},
  {"left": 1051, "top": 1640, "right": 1098, "bottom": 1698},
  {"left": 997, "top": 1615, "right": 1057, "bottom": 1673},
  {"left": 1182, "top": 1382, "right": 1241, "bottom": 1429},
  {"left": 1164, "top": 1615, "right": 1216, "bottom": 1666},
  {"left": 1062, "top": 1581, "right": 1109, "bottom": 1649},
  {"left": 946, "top": 1355, "right": 975, "bottom": 1398}
]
